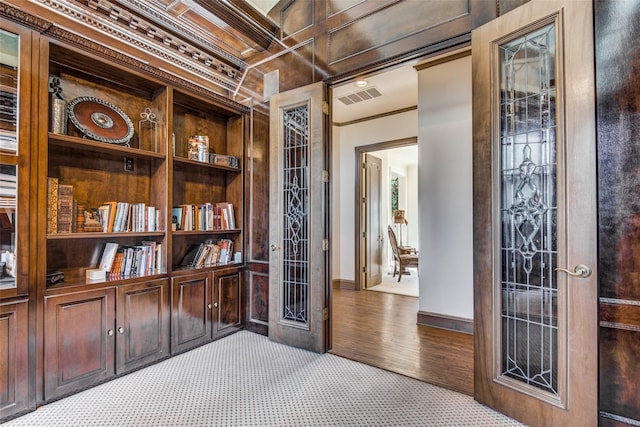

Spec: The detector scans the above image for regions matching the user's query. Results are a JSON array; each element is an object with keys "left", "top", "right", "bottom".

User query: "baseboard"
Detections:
[
  {"left": 417, "top": 311, "right": 473, "bottom": 335},
  {"left": 332, "top": 279, "right": 356, "bottom": 290}
]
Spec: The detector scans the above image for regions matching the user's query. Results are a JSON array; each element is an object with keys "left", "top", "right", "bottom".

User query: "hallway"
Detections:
[{"left": 331, "top": 287, "right": 474, "bottom": 395}]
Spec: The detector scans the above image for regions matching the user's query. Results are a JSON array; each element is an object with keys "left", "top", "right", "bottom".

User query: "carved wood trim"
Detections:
[{"left": 0, "top": 2, "right": 249, "bottom": 113}]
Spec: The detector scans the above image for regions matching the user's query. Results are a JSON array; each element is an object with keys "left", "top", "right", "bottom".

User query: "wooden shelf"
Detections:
[
  {"left": 47, "top": 231, "right": 165, "bottom": 240},
  {"left": 173, "top": 156, "right": 240, "bottom": 172},
  {"left": 44, "top": 271, "right": 169, "bottom": 294},
  {"left": 48, "top": 133, "right": 165, "bottom": 160},
  {"left": 172, "top": 229, "right": 240, "bottom": 236}
]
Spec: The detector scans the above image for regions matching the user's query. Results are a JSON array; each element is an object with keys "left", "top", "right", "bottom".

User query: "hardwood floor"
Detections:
[{"left": 330, "top": 287, "right": 474, "bottom": 396}]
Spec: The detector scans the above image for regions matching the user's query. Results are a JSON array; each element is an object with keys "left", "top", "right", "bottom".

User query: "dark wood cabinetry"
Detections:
[
  {"left": 171, "top": 268, "right": 243, "bottom": 354},
  {"left": 171, "top": 272, "right": 211, "bottom": 353},
  {"left": 44, "top": 289, "right": 116, "bottom": 401},
  {"left": 213, "top": 268, "right": 242, "bottom": 336},
  {"left": 44, "top": 279, "right": 171, "bottom": 402},
  {"left": 18, "top": 14, "right": 249, "bottom": 406},
  {"left": 0, "top": 300, "right": 29, "bottom": 419},
  {"left": 115, "top": 279, "right": 170, "bottom": 373}
]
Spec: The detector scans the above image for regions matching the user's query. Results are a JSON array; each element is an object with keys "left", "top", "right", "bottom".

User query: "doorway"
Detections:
[{"left": 355, "top": 141, "right": 419, "bottom": 292}]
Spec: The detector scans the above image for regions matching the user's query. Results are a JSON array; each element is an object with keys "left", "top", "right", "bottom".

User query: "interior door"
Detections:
[
  {"left": 364, "top": 153, "right": 382, "bottom": 288},
  {"left": 269, "top": 82, "right": 329, "bottom": 353},
  {"left": 472, "top": 1, "right": 597, "bottom": 426}
]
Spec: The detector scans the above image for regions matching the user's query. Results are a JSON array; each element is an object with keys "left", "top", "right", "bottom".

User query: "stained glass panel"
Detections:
[
  {"left": 499, "top": 24, "right": 558, "bottom": 395},
  {"left": 281, "top": 105, "right": 309, "bottom": 324}
]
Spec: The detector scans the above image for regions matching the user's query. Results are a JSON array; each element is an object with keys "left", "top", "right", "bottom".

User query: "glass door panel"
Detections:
[{"left": 0, "top": 29, "right": 19, "bottom": 291}]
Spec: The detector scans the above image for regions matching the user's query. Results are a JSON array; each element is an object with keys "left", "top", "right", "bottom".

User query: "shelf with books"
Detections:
[
  {"left": 46, "top": 234, "right": 166, "bottom": 288},
  {"left": 46, "top": 231, "right": 165, "bottom": 240}
]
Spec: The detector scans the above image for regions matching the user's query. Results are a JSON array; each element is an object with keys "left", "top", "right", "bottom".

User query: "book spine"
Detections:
[
  {"left": 47, "top": 177, "right": 59, "bottom": 234},
  {"left": 57, "top": 184, "right": 73, "bottom": 233}
]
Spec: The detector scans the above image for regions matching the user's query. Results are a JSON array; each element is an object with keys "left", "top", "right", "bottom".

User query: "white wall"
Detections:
[
  {"left": 417, "top": 55, "right": 473, "bottom": 319},
  {"left": 331, "top": 111, "right": 418, "bottom": 281}
]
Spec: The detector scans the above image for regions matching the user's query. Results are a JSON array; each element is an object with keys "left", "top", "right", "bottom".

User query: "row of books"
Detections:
[
  {"left": 180, "top": 239, "right": 234, "bottom": 268},
  {"left": 47, "top": 178, "right": 72, "bottom": 233},
  {"left": 98, "top": 241, "right": 163, "bottom": 279},
  {"left": 98, "top": 201, "right": 159, "bottom": 233},
  {"left": 172, "top": 202, "right": 235, "bottom": 231},
  {"left": 46, "top": 177, "right": 160, "bottom": 234}
]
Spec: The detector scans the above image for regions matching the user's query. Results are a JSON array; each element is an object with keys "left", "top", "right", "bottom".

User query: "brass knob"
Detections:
[
  {"left": 214, "top": 302, "right": 218, "bottom": 308},
  {"left": 555, "top": 264, "right": 592, "bottom": 278},
  {"left": 208, "top": 303, "right": 212, "bottom": 309}
]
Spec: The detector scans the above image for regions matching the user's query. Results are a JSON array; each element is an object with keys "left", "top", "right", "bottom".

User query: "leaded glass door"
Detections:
[
  {"left": 269, "top": 82, "right": 329, "bottom": 353},
  {"left": 472, "top": 1, "right": 597, "bottom": 425}
]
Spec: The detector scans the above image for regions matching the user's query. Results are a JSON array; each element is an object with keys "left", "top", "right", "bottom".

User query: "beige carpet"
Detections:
[
  {"left": 367, "top": 272, "right": 418, "bottom": 297},
  {"left": 4, "top": 331, "right": 524, "bottom": 426}
]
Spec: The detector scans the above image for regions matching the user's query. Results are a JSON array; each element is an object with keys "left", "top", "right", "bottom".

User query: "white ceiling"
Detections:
[
  {"left": 332, "top": 65, "right": 417, "bottom": 124},
  {"left": 332, "top": 65, "right": 418, "bottom": 166}
]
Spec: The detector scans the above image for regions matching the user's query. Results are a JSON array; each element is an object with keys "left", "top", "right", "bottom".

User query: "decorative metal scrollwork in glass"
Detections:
[
  {"left": 499, "top": 23, "right": 559, "bottom": 395},
  {"left": 281, "top": 105, "right": 309, "bottom": 324}
]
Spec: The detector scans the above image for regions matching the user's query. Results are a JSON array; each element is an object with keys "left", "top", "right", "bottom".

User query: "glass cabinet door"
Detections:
[{"left": 0, "top": 23, "right": 31, "bottom": 297}]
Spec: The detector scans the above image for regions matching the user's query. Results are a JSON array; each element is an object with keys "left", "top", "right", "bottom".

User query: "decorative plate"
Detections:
[{"left": 67, "top": 96, "right": 134, "bottom": 145}]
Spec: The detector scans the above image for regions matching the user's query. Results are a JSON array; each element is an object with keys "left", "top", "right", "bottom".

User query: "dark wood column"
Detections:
[{"left": 595, "top": 1, "right": 640, "bottom": 425}]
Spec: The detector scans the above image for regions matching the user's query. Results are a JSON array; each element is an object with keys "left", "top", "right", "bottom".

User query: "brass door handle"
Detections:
[{"left": 555, "top": 264, "right": 592, "bottom": 278}]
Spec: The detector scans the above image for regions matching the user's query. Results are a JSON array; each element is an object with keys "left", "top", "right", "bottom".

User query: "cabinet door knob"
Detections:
[
  {"left": 118, "top": 327, "right": 124, "bottom": 334},
  {"left": 271, "top": 244, "right": 279, "bottom": 251},
  {"left": 208, "top": 303, "right": 213, "bottom": 309},
  {"left": 108, "top": 329, "right": 114, "bottom": 336},
  {"left": 214, "top": 302, "right": 218, "bottom": 308}
]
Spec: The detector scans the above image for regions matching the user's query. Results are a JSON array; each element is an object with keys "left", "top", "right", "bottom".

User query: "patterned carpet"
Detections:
[{"left": 4, "top": 331, "right": 525, "bottom": 426}]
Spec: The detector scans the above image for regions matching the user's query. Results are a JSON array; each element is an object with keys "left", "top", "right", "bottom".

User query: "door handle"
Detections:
[
  {"left": 271, "top": 244, "right": 279, "bottom": 251},
  {"left": 555, "top": 264, "right": 592, "bottom": 278}
]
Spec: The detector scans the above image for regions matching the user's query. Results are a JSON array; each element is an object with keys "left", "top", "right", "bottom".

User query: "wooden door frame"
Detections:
[
  {"left": 354, "top": 137, "right": 417, "bottom": 291},
  {"left": 472, "top": 1, "right": 597, "bottom": 425}
]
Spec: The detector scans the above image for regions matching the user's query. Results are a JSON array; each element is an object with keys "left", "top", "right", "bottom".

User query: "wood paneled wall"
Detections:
[{"left": 595, "top": 1, "right": 640, "bottom": 425}]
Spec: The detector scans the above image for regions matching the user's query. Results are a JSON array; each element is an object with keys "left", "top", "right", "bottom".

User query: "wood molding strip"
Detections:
[
  {"left": 333, "top": 106, "right": 417, "bottom": 127},
  {"left": 417, "top": 311, "right": 474, "bottom": 335},
  {"left": 332, "top": 279, "right": 356, "bottom": 290},
  {"left": 414, "top": 48, "right": 471, "bottom": 71}
]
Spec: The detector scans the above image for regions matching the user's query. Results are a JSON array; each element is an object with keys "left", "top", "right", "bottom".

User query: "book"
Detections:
[
  {"left": 147, "top": 206, "right": 156, "bottom": 231},
  {"left": 46, "top": 177, "right": 59, "bottom": 233},
  {"left": 180, "top": 244, "right": 202, "bottom": 267},
  {"left": 110, "top": 249, "right": 125, "bottom": 278},
  {"left": 171, "top": 207, "right": 183, "bottom": 231},
  {"left": 57, "top": 184, "right": 74, "bottom": 233},
  {"left": 98, "top": 242, "right": 119, "bottom": 272},
  {"left": 216, "top": 202, "right": 236, "bottom": 229},
  {"left": 99, "top": 201, "right": 117, "bottom": 233}
]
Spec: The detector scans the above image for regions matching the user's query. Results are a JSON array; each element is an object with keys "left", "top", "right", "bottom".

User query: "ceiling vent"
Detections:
[{"left": 338, "top": 87, "right": 382, "bottom": 106}]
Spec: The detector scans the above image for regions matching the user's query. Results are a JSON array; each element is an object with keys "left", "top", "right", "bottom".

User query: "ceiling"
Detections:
[{"left": 331, "top": 65, "right": 418, "bottom": 124}]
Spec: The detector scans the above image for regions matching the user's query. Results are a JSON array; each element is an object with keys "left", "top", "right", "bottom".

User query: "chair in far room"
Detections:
[{"left": 388, "top": 226, "right": 419, "bottom": 282}]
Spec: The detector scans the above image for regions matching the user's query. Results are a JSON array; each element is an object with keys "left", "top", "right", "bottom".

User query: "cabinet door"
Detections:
[
  {"left": 115, "top": 279, "right": 169, "bottom": 374},
  {"left": 0, "top": 300, "right": 29, "bottom": 419},
  {"left": 213, "top": 269, "right": 242, "bottom": 337},
  {"left": 0, "top": 18, "right": 33, "bottom": 300},
  {"left": 171, "top": 272, "right": 211, "bottom": 353},
  {"left": 44, "top": 289, "right": 115, "bottom": 401}
]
